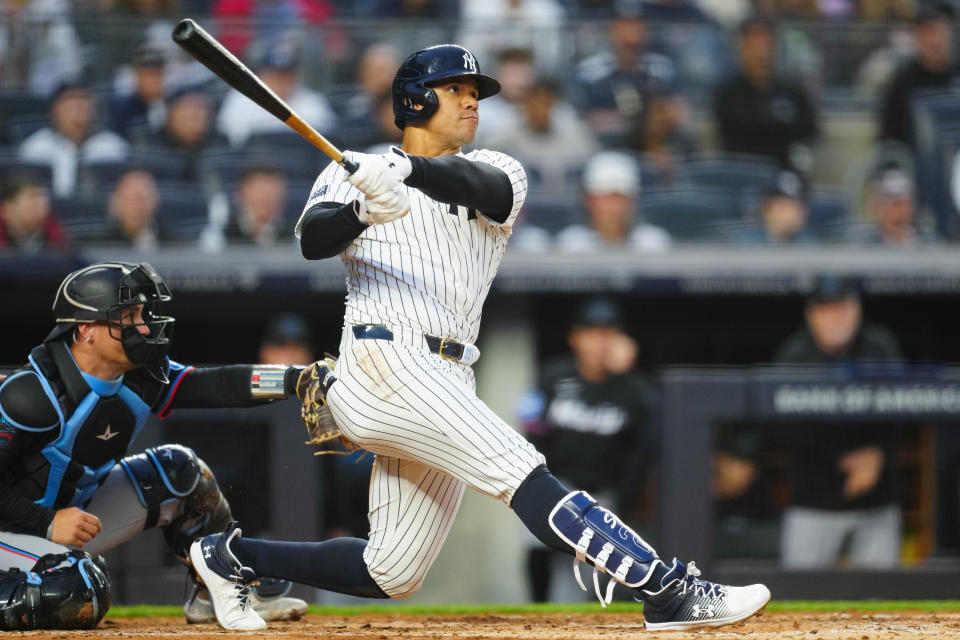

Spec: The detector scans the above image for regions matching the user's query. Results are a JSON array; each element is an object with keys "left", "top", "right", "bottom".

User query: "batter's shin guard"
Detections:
[
  {"left": 549, "top": 490, "right": 666, "bottom": 606},
  {"left": 0, "top": 551, "right": 111, "bottom": 630}
]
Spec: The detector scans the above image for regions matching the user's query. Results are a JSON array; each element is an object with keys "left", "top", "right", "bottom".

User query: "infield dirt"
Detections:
[{"left": 4, "top": 610, "right": 957, "bottom": 639}]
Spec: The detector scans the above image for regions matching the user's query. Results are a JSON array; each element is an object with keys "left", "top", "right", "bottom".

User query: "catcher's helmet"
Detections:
[
  {"left": 45, "top": 262, "right": 175, "bottom": 383},
  {"left": 392, "top": 44, "right": 500, "bottom": 129}
]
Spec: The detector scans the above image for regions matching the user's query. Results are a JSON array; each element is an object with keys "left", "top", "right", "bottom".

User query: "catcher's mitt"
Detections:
[{"left": 295, "top": 354, "right": 358, "bottom": 454}]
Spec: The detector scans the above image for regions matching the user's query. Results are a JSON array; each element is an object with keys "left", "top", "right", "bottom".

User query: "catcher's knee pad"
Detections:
[
  {"left": 549, "top": 490, "right": 664, "bottom": 606},
  {"left": 0, "top": 551, "right": 111, "bottom": 630},
  {"left": 120, "top": 444, "right": 232, "bottom": 561}
]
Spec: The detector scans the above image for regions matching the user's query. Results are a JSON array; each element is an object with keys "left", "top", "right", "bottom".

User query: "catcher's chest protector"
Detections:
[{"left": 6, "top": 343, "right": 161, "bottom": 509}]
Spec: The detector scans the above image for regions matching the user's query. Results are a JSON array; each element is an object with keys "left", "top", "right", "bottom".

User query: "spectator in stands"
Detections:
[
  {"left": 361, "top": 93, "right": 405, "bottom": 153},
  {"left": 459, "top": 0, "right": 567, "bottom": 73},
  {"left": 109, "top": 44, "right": 168, "bottom": 139},
  {"left": 878, "top": 2, "right": 959, "bottom": 147},
  {"left": 629, "top": 91, "right": 694, "bottom": 186},
  {"left": 774, "top": 275, "right": 904, "bottom": 568},
  {"left": 211, "top": 0, "right": 335, "bottom": 58},
  {"left": 140, "top": 86, "right": 228, "bottom": 182},
  {"left": 639, "top": 0, "right": 710, "bottom": 21},
  {"left": 713, "top": 15, "right": 818, "bottom": 175},
  {"left": 216, "top": 42, "right": 337, "bottom": 148},
  {"left": 571, "top": 5, "right": 677, "bottom": 148},
  {"left": 855, "top": 164, "right": 937, "bottom": 246},
  {"left": 474, "top": 47, "right": 537, "bottom": 144},
  {"left": 487, "top": 78, "right": 599, "bottom": 193},
  {"left": 222, "top": 164, "right": 290, "bottom": 247},
  {"left": 880, "top": 2, "right": 960, "bottom": 146},
  {"left": 84, "top": 168, "right": 179, "bottom": 252},
  {"left": 259, "top": 313, "right": 315, "bottom": 366},
  {"left": 0, "top": 0, "right": 82, "bottom": 96},
  {"left": 0, "top": 172, "right": 70, "bottom": 254},
  {"left": 335, "top": 43, "right": 400, "bottom": 150},
  {"left": 353, "top": 0, "right": 458, "bottom": 17},
  {"left": 517, "top": 295, "right": 657, "bottom": 601},
  {"left": 556, "top": 151, "right": 671, "bottom": 252},
  {"left": 18, "top": 83, "right": 128, "bottom": 197},
  {"left": 736, "top": 171, "right": 818, "bottom": 244}
]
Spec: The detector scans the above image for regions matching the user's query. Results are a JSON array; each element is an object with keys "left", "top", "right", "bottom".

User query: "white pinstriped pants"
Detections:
[{"left": 326, "top": 328, "right": 545, "bottom": 597}]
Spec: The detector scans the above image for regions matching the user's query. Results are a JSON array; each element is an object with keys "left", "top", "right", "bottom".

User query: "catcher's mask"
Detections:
[{"left": 45, "top": 262, "right": 175, "bottom": 383}]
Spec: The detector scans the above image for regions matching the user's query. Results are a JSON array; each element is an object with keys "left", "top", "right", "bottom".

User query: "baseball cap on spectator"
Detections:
[
  {"left": 764, "top": 170, "right": 805, "bottom": 201},
  {"left": 47, "top": 80, "right": 89, "bottom": 105},
  {"left": 571, "top": 296, "right": 625, "bottom": 329},
  {"left": 582, "top": 152, "right": 640, "bottom": 197},
  {"left": 262, "top": 313, "right": 313, "bottom": 347},
  {"left": 914, "top": 1, "right": 955, "bottom": 24},
  {"left": 260, "top": 42, "right": 300, "bottom": 71},
  {"left": 807, "top": 275, "right": 860, "bottom": 305},
  {"left": 871, "top": 165, "right": 914, "bottom": 198},
  {"left": 132, "top": 44, "right": 167, "bottom": 68}
]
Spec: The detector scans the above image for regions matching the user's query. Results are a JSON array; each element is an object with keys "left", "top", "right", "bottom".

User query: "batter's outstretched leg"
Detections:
[{"left": 510, "top": 465, "right": 771, "bottom": 631}]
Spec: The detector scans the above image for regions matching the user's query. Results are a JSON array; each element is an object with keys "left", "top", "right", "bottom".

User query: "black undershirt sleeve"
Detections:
[
  {"left": 405, "top": 154, "right": 514, "bottom": 223},
  {"left": 299, "top": 201, "right": 367, "bottom": 260},
  {"left": 166, "top": 365, "right": 292, "bottom": 410},
  {"left": 0, "top": 425, "right": 56, "bottom": 536}
]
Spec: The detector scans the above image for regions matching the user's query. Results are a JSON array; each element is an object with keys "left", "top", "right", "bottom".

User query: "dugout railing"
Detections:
[{"left": 659, "top": 366, "right": 960, "bottom": 599}]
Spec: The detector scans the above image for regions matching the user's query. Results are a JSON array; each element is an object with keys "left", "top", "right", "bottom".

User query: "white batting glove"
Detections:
[
  {"left": 343, "top": 151, "right": 402, "bottom": 199},
  {"left": 383, "top": 146, "right": 413, "bottom": 181},
  {"left": 356, "top": 186, "right": 409, "bottom": 225}
]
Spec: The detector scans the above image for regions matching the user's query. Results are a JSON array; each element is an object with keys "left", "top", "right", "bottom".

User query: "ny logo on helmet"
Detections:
[{"left": 463, "top": 52, "right": 477, "bottom": 73}]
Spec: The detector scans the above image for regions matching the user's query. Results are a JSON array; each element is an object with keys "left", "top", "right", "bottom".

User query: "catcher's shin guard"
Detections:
[
  {"left": 120, "top": 444, "right": 233, "bottom": 561},
  {"left": 0, "top": 551, "right": 111, "bottom": 630},
  {"left": 549, "top": 490, "right": 664, "bottom": 606}
]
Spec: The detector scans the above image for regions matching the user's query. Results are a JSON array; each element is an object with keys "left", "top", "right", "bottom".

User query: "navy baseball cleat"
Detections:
[
  {"left": 188, "top": 523, "right": 266, "bottom": 630},
  {"left": 639, "top": 559, "right": 770, "bottom": 631}
]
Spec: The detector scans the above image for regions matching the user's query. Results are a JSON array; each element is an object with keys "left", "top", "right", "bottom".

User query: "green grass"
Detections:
[{"left": 105, "top": 600, "right": 960, "bottom": 618}]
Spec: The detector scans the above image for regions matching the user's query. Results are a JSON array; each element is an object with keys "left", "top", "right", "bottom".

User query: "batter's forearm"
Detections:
[
  {"left": 167, "top": 365, "right": 300, "bottom": 409},
  {"left": 405, "top": 154, "right": 513, "bottom": 222},
  {"left": 299, "top": 201, "right": 368, "bottom": 260}
]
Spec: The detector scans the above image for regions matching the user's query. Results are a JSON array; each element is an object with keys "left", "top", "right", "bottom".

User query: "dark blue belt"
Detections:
[{"left": 352, "top": 324, "right": 467, "bottom": 362}]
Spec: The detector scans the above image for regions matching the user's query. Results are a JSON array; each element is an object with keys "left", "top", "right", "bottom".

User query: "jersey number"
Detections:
[{"left": 448, "top": 204, "right": 477, "bottom": 220}]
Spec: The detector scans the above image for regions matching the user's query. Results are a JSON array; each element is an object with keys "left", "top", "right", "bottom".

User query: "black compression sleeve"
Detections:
[
  {"left": 0, "top": 485, "right": 55, "bottom": 536},
  {"left": 405, "top": 154, "right": 514, "bottom": 223},
  {"left": 299, "top": 201, "right": 368, "bottom": 260},
  {"left": 167, "top": 365, "right": 279, "bottom": 410},
  {"left": 0, "top": 424, "right": 56, "bottom": 535}
]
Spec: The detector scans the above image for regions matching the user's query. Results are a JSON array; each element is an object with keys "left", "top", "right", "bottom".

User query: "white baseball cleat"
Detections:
[
  {"left": 184, "top": 579, "right": 308, "bottom": 624},
  {"left": 639, "top": 559, "right": 770, "bottom": 631},
  {"left": 188, "top": 523, "right": 266, "bottom": 630}
]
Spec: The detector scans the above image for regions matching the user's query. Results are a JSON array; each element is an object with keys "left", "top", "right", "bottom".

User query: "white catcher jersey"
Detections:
[{"left": 296, "top": 149, "right": 528, "bottom": 344}]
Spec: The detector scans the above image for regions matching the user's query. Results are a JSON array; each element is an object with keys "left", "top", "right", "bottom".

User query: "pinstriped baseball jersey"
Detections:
[
  {"left": 297, "top": 149, "right": 528, "bottom": 344},
  {"left": 296, "top": 149, "right": 544, "bottom": 597}
]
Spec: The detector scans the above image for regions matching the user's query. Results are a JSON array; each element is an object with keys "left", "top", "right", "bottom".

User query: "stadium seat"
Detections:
[
  {"left": 0, "top": 151, "right": 54, "bottom": 187},
  {"left": 640, "top": 187, "right": 739, "bottom": 241},
  {"left": 156, "top": 184, "right": 211, "bottom": 238},
  {"left": 0, "top": 92, "right": 48, "bottom": 145},
  {"left": 522, "top": 189, "right": 580, "bottom": 234},
  {"left": 674, "top": 154, "right": 780, "bottom": 195}
]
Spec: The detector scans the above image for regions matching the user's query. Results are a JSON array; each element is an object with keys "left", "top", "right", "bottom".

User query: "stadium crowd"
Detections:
[{"left": 1, "top": 0, "right": 959, "bottom": 256}]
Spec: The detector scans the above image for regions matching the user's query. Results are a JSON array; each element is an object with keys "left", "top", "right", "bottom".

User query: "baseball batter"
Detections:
[
  {"left": 0, "top": 262, "right": 307, "bottom": 629},
  {"left": 190, "top": 44, "right": 771, "bottom": 632}
]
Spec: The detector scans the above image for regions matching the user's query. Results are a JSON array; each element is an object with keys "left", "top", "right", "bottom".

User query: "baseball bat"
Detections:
[{"left": 172, "top": 18, "right": 358, "bottom": 174}]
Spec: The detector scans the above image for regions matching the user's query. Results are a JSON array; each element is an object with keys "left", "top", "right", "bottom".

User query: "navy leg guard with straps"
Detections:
[{"left": 549, "top": 490, "right": 666, "bottom": 607}]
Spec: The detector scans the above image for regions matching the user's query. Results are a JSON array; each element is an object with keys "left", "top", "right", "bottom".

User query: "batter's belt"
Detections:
[{"left": 351, "top": 324, "right": 480, "bottom": 366}]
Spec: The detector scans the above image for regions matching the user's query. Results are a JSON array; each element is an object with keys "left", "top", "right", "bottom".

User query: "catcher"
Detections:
[{"left": 0, "top": 261, "right": 308, "bottom": 630}]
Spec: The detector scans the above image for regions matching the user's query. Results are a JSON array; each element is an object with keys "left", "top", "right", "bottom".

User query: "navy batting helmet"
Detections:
[{"left": 392, "top": 44, "right": 500, "bottom": 129}]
